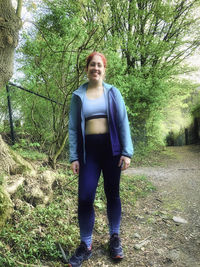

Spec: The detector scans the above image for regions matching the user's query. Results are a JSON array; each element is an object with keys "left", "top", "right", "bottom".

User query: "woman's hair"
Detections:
[{"left": 86, "top": 52, "right": 107, "bottom": 69}]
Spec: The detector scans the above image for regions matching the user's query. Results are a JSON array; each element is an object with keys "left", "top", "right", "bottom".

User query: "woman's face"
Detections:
[{"left": 86, "top": 55, "right": 105, "bottom": 83}]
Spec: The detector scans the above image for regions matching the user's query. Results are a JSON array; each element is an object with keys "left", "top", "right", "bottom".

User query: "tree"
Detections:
[
  {"left": 15, "top": 0, "right": 106, "bottom": 167},
  {"left": 66, "top": 0, "right": 200, "bottom": 149},
  {"left": 104, "top": 0, "right": 200, "bottom": 148},
  {"left": 0, "top": 0, "right": 23, "bottom": 224},
  {"left": 9, "top": 0, "right": 200, "bottom": 161},
  {"left": 0, "top": 0, "right": 23, "bottom": 89}
]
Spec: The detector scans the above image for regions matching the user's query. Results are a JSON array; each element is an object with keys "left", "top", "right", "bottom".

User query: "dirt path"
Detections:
[{"left": 86, "top": 145, "right": 200, "bottom": 267}]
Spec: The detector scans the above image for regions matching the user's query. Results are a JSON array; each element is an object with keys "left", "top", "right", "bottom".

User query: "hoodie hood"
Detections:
[{"left": 73, "top": 82, "right": 114, "bottom": 101}]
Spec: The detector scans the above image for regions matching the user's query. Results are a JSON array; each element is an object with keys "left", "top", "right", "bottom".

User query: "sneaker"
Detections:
[
  {"left": 109, "top": 233, "right": 124, "bottom": 260},
  {"left": 68, "top": 241, "right": 92, "bottom": 267}
]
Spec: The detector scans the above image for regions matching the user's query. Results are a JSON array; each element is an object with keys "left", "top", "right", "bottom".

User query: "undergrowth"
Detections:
[
  {"left": 0, "top": 163, "right": 155, "bottom": 267},
  {"left": 12, "top": 140, "right": 47, "bottom": 161}
]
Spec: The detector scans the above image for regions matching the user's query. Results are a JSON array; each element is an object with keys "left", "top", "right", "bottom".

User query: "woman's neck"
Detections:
[{"left": 88, "top": 80, "right": 103, "bottom": 90}]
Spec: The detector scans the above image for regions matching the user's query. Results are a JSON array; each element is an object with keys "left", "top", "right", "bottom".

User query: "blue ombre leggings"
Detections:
[{"left": 78, "top": 134, "right": 121, "bottom": 248}]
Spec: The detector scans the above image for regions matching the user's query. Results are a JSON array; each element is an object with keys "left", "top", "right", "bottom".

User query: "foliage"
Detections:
[
  {"left": 13, "top": 147, "right": 47, "bottom": 161},
  {"left": 11, "top": 139, "right": 47, "bottom": 160},
  {"left": 160, "top": 78, "right": 198, "bottom": 138},
  {"left": 192, "top": 104, "right": 200, "bottom": 117},
  {"left": 13, "top": 0, "right": 106, "bottom": 166},
  {"left": 103, "top": 0, "right": 200, "bottom": 149},
  {"left": 191, "top": 90, "right": 200, "bottom": 117},
  {"left": 0, "top": 164, "right": 154, "bottom": 266},
  {"left": 1, "top": 0, "right": 200, "bottom": 162}
]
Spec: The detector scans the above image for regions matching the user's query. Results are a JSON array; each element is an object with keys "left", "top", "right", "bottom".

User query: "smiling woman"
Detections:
[{"left": 67, "top": 51, "right": 134, "bottom": 267}]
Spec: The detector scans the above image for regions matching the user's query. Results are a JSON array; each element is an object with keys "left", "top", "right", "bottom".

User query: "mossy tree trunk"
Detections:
[
  {"left": 0, "top": 0, "right": 22, "bottom": 89},
  {"left": 0, "top": 135, "right": 35, "bottom": 175}
]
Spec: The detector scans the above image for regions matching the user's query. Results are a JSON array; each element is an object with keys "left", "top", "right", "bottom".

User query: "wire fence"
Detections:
[{"left": 3, "top": 83, "right": 63, "bottom": 145}]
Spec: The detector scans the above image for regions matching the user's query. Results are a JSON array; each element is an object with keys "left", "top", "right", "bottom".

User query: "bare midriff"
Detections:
[{"left": 85, "top": 118, "right": 109, "bottom": 135}]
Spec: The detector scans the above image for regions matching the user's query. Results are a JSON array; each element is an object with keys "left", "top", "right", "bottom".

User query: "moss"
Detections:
[{"left": 9, "top": 148, "right": 34, "bottom": 175}]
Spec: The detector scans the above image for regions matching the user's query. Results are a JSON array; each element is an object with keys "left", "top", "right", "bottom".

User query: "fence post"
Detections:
[{"left": 6, "top": 84, "right": 15, "bottom": 145}]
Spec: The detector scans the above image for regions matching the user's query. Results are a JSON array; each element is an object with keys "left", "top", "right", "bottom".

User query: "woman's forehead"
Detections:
[{"left": 90, "top": 55, "right": 104, "bottom": 63}]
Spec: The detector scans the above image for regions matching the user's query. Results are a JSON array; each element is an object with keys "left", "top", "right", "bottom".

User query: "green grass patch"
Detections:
[
  {"left": 11, "top": 147, "right": 47, "bottom": 161},
  {"left": 132, "top": 147, "right": 177, "bottom": 167},
  {"left": 163, "top": 198, "right": 184, "bottom": 212},
  {"left": 11, "top": 139, "right": 47, "bottom": 161},
  {"left": 120, "top": 174, "right": 156, "bottom": 204},
  {"left": 15, "top": 149, "right": 47, "bottom": 161}
]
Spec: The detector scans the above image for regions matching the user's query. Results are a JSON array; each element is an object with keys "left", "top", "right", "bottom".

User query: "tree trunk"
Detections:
[{"left": 0, "top": 0, "right": 22, "bottom": 89}]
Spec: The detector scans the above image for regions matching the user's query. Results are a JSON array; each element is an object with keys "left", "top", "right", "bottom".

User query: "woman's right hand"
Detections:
[{"left": 71, "top": 160, "right": 80, "bottom": 175}]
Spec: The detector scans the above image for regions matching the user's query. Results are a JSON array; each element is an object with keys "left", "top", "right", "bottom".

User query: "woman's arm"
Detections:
[{"left": 68, "top": 94, "right": 80, "bottom": 163}]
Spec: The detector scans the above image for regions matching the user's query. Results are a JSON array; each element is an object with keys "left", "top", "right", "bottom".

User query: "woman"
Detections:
[{"left": 68, "top": 52, "right": 133, "bottom": 267}]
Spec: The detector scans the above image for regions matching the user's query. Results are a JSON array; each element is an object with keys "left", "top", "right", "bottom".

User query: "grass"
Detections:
[
  {"left": 11, "top": 140, "right": 48, "bottom": 161},
  {"left": 132, "top": 147, "right": 177, "bottom": 167},
  {"left": 163, "top": 198, "right": 184, "bottom": 213},
  {"left": 16, "top": 149, "right": 48, "bottom": 161},
  {"left": 0, "top": 158, "right": 155, "bottom": 267}
]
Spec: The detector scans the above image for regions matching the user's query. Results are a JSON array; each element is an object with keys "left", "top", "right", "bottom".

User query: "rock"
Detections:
[
  {"left": 134, "top": 239, "right": 150, "bottom": 250},
  {"left": 166, "top": 249, "right": 181, "bottom": 262},
  {"left": 14, "top": 198, "right": 33, "bottom": 211},
  {"left": 173, "top": 216, "right": 188, "bottom": 224},
  {"left": 24, "top": 170, "right": 56, "bottom": 206},
  {"left": 156, "top": 248, "right": 165, "bottom": 255},
  {"left": 161, "top": 233, "right": 168, "bottom": 238},
  {"left": 133, "top": 233, "right": 141, "bottom": 239},
  {"left": 134, "top": 215, "right": 145, "bottom": 220},
  {"left": 6, "top": 176, "right": 25, "bottom": 194}
]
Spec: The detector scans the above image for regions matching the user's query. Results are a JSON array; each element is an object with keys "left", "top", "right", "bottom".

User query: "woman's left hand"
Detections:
[{"left": 118, "top": 155, "right": 131, "bottom": 171}]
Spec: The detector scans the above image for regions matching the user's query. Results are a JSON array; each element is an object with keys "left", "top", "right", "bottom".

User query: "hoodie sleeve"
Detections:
[
  {"left": 113, "top": 87, "right": 134, "bottom": 158},
  {"left": 68, "top": 94, "right": 80, "bottom": 163}
]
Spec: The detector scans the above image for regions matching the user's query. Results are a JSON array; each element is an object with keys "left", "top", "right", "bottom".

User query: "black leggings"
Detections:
[{"left": 78, "top": 133, "right": 121, "bottom": 247}]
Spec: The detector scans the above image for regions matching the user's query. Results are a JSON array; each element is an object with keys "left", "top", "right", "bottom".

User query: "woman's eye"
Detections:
[{"left": 89, "top": 62, "right": 103, "bottom": 68}]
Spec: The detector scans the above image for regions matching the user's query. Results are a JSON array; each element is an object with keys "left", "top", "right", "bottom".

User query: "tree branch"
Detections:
[{"left": 16, "top": 0, "right": 23, "bottom": 18}]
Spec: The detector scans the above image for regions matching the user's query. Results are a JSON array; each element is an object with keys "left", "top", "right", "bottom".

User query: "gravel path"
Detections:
[
  {"left": 123, "top": 145, "right": 200, "bottom": 267},
  {"left": 85, "top": 145, "right": 200, "bottom": 267}
]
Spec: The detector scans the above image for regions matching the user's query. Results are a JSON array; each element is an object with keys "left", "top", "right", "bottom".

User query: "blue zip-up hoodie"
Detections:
[{"left": 69, "top": 82, "right": 133, "bottom": 163}]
